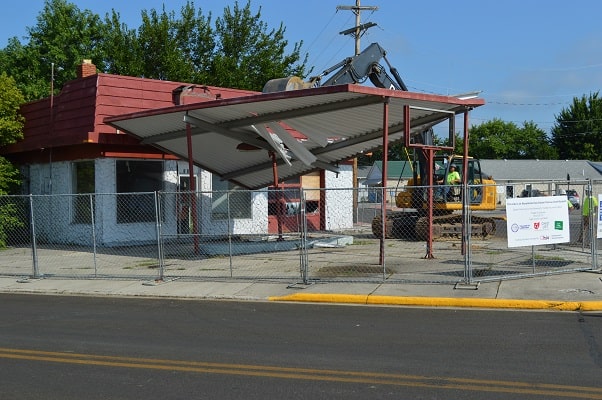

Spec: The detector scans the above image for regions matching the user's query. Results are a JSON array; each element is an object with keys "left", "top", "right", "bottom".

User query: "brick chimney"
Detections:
[{"left": 77, "top": 59, "right": 97, "bottom": 78}]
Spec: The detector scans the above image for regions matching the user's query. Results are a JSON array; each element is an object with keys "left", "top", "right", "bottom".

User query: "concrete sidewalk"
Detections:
[{"left": 2, "top": 270, "right": 602, "bottom": 311}]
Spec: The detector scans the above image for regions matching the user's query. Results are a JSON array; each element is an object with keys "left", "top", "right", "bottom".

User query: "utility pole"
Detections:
[
  {"left": 337, "top": 1, "right": 378, "bottom": 219},
  {"left": 336, "top": 1, "right": 378, "bottom": 55}
]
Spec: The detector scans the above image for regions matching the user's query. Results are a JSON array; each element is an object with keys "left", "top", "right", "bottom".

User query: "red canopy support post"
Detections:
[
  {"left": 423, "top": 147, "right": 436, "bottom": 259},
  {"left": 186, "top": 121, "right": 200, "bottom": 254},
  {"left": 271, "top": 151, "right": 284, "bottom": 241},
  {"left": 379, "top": 98, "right": 390, "bottom": 265},
  {"left": 461, "top": 111, "right": 470, "bottom": 255}
]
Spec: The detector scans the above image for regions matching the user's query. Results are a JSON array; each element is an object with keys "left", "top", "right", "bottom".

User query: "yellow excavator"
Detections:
[
  {"left": 371, "top": 154, "right": 498, "bottom": 240},
  {"left": 261, "top": 41, "right": 497, "bottom": 242}
]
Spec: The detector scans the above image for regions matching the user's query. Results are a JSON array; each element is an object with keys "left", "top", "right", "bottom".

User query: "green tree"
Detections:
[
  {"left": 103, "top": 0, "right": 306, "bottom": 88},
  {"left": 137, "top": 5, "right": 202, "bottom": 81},
  {"left": 101, "top": 2, "right": 214, "bottom": 83},
  {"left": 0, "top": 0, "right": 106, "bottom": 101},
  {"left": 551, "top": 92, "right": 602, "bottom": 161},
  {"left": 210, "top": 1, "right": 306, "bottom": 91},
  {"left": 0, "top": 72, "right": 24, "bottom": 194},
  {"left": 0, "top": 38, "right": 49, "bottom": 101},
  {"left": 0, "top": 73, "right": 25, "bottom": 247},
  {"left": 1, "top": 0, "right": 306, "bottom": 96},
  {"left": 468, "top": 118, "right": 556, "bottom": 159},
  {"left": 0, "top": 73, "right": 25, "bottom": 147},
  {"left": 99, "top": 10, "right": 144, "bottom": 77}
]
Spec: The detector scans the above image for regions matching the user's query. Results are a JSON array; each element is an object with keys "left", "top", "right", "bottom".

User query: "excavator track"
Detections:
[
  {"left": 372, "top": 212, "right": 496, "bottom": 241},
  {"left": 414, "top": 214, "right": 496, "bottom": 241},
  {"left": 371, "top": 213, "right": 419, "bottom": 240}
]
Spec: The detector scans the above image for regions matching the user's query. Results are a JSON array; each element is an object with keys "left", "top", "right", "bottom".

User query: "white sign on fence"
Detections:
[{"left": 506, "top": 196, "right": 570, "bottom": 248}]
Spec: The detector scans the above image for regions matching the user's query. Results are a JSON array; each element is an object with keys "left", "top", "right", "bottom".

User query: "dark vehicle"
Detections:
[
  {"left": 520, "top": 188, "right": 580, "bottom": 209},
  {"left": 566, "top": 189, "right": 580, "bottom": 209},
  {"left": 519, "top": 188, "right": 545, "bottom": 197}
]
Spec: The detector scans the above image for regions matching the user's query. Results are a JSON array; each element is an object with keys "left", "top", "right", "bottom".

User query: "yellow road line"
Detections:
[
  {"left": 0, "top": 347, "right": 600, "bottom": 398},
  {"left": 268, "top": 293, "right": 602, "bottom": 311}
]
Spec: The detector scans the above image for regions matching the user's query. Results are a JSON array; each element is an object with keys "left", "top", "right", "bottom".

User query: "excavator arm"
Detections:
[
  {"left": 263, "top": 42, "right": 407, "bottom": 92},
  {"left": 316, "top": 42, "right": 407, "bottom": 91}
]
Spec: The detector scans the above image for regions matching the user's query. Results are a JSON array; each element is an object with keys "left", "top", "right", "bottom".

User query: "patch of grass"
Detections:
[
  {"left": 533, "top": 254, "right": 565, "bottom": 261},
  {"left": 351, "top": 240, "right": 373, "bottom": 246},
  {"left": 316, "top": 265, "right": 394, "bottom": 277},
  {"left": 124, "top": 259, "right": 159, "bottom": 269}
]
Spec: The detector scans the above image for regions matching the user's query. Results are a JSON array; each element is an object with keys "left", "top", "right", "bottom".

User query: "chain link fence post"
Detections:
[
  {"left": 227, "top": 190, "right": 234, "bottom": 277},
  {"left": 456, "top": 183, "right": 481, "bottom": 289},
  {"left": 585, "top": 181, "right": 598, "bottom": 269},
  {"left": 300, "top": 189, "right": 309, "bottom": 284},
  {"left": 89, "top": 193, "right": 98, "bottom": 277},
  {"left": 463, "top": 182, "right": 473, "bottom": 286},
  {"left": 379, "top": 186, "right": 386, "bottom": 269},
  {"left": 154, "top": 191, "right": 165, "bottom": 281},
  {"left": 28, "top": 195, "right": 41, "bottom": 279}
]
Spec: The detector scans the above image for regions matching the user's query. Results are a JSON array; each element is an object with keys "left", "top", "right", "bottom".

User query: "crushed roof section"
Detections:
[{"left": 106, "top": 84, "right": 484, "bottom": 189}]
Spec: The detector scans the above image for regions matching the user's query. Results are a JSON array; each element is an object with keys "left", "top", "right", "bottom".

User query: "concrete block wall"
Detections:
[{"left": 20, "top": 159, "right": 355, "bottom": 246}]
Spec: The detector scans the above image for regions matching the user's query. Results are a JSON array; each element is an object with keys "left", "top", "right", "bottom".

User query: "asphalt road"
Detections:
[{"left": 1, "top": 294, "right": 601, "bottom": 399}]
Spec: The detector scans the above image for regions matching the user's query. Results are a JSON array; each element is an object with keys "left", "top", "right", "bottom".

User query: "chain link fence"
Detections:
[
  {"left": 460, "top": 180, "right": 600, "bottom": 283},
  {"left": 0, "top": 182, "right": 599, "bottom": 285}
]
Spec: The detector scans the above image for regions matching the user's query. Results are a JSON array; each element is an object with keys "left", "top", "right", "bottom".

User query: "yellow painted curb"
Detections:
[{"left": 268, "top": 293, "right": 602, "bottom": 311}]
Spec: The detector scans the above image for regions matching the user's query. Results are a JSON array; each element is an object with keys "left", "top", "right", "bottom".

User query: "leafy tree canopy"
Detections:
[
  {"left": 0, "top": 73, "right": 25, "bottom": 146},
  {"left": 210, "top": 1, "right": 306, "bottom": 90},
  {"left": 468, "top": 118, "right": 557, "bottom": 160},
  {"left": 0, "top": 0, "right": 307, "bottom": 100},
  {"left": 551, "top": 92, "right": 602, "bottom": 161},
  {"left": 0, "top": 0, "right": 105, "bottom": 101},
  {"left": 0, "top": 157, "right": 20, "bottom": 195},
  {"left": 0, "top": 73, "right": 24, "bottom": 195}
]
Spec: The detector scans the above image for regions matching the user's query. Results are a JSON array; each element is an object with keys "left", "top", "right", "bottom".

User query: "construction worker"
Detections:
[
  {"left": 445, "top": 165, "right": 461, "bottom": 200},
  {"left": 567, "top": 198, "right": 574, "bottom": 211},
  {"left": 446, "top": 165, "right": 461, "bottom": 185},
  {"left": 578, "top": 188, "right": 598, "bottom": 244}
]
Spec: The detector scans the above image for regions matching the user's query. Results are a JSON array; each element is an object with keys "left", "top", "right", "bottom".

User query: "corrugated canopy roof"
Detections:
[{"left": 105, "top": 84, "right": 484, "bottom": 190}]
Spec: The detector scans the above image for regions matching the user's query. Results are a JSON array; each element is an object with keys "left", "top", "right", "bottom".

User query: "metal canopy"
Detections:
[{"left": 105, "top": 84, "right": 484, "bottom": 190}]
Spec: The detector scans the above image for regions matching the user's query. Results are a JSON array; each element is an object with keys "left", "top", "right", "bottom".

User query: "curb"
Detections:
[{"left": 268, "top": 293, "right": 602, "bottom": 311}]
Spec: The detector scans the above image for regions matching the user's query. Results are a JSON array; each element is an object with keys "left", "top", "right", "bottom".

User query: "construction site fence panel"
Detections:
[{"left": 0, "top": 181, "right": 599, "bottom": 284}]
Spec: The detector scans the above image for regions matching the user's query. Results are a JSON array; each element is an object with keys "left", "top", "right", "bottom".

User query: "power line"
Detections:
[
  {"left": 306, "top": 12, "right": 354, "bottom": 72},
  {"left": 303, "top": 10, "right": 339, "bottom": 69},
  {"left": 487, "top": 100, "right": 570, "bottom": 107},
  {"left": 406, "top": 84, "right": 590, "bottom": 108}
]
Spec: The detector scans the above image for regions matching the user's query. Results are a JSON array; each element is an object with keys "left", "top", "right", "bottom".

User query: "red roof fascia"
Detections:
[{"left": 2, "top": 71, "right": 257, "bottom": 160}]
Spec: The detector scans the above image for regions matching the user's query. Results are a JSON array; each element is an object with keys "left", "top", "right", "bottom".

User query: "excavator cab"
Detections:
[
  {"left": 399, "top": 155, "right": 497, "bottom": 212},
  {"left": 372, "top": 155, "right": 498, "bottom": 240},
  {"left": 433, "top": 157, "right": 488, "bottom": 206}
]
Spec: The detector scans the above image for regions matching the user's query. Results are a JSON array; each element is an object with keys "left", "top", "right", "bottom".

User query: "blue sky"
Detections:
[{"left": 3, "top": 0, "right": 602, "bottom": 136}]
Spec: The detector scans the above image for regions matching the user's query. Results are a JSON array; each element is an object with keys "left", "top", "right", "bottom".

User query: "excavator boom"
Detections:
[
  {"left": 317, "top": 43, "right": 408, "bottom": 90},
  {"left": 263, "top": 42, "right": 407, "bottom": 92}
]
